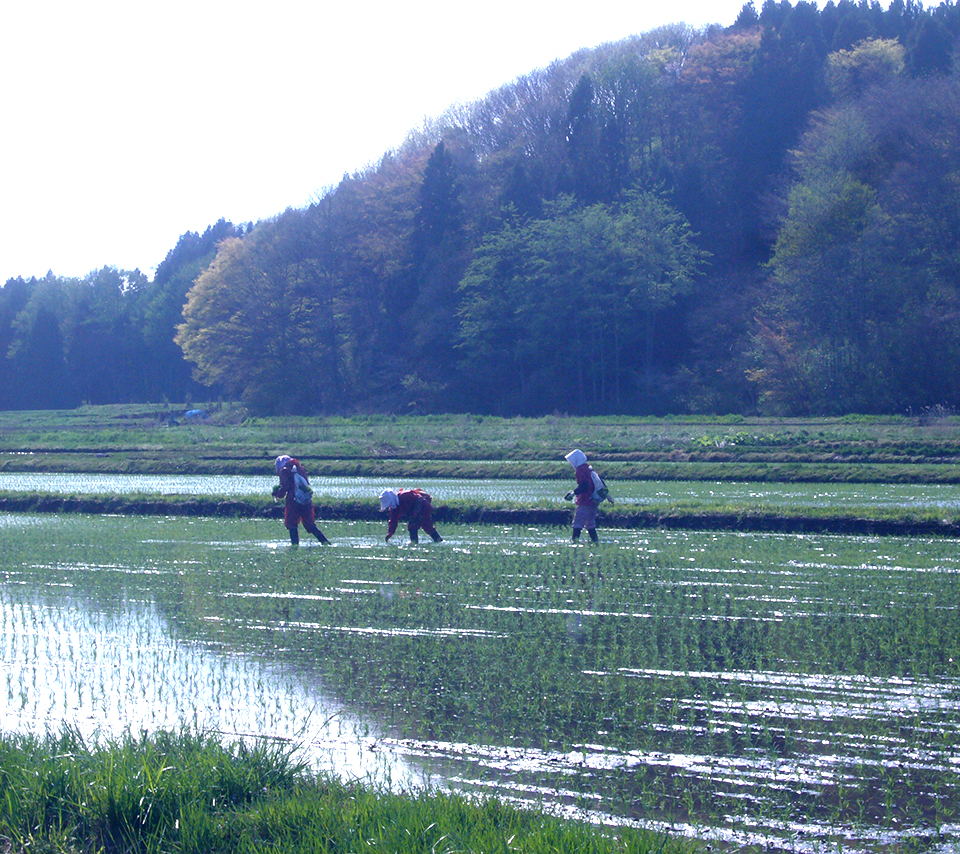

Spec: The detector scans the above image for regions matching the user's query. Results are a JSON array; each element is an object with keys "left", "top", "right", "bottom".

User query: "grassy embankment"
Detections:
[
  {"left": 0, "top": 728, "right": 690, "bottom": 854},
  {"left": 3, "top": 403, "right": 960, "bottom": 534}
]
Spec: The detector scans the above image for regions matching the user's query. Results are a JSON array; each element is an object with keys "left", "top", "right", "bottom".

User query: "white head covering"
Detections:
[
  {"left": 379, "top": 489, "right": 399, "bottom": 511},
  {"left": 565, "top": 449, "right": 587, "bottom": 469},
  {"left": 274, "top": 455, "right": 292, "bottom": 474}
]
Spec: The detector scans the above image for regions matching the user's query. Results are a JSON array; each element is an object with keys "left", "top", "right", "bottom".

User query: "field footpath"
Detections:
[
  {"left": 2, "top": 492, "right": 958, "bottom": 538},
  {"left": 4, "top": 406, "right": 960, "bottom": 536}
]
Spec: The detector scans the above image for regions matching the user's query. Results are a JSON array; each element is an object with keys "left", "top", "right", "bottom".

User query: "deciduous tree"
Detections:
[
  {"left": 176, "top": 221, "right": 334, "bottom": 414},
  {"left": 458, "top": 191, "right": 705, "bottom": 413},
  {"left": 760, "top": 75, "right": 960, "bottom": 413}
]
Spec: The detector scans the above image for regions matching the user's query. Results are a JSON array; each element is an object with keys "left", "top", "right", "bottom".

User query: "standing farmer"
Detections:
[
  {"left": 563, "top": 448, "right": 611, "bottom": 543},
  {"left": 273, "top": 455, "right": 331, "bottom": 545},
  {"left": 379, "top": 488, "right": 444, "bottom": 544}
]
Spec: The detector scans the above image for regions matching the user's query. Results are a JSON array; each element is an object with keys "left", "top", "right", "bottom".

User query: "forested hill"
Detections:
[{"left": 3, "top": 0, "right": 960, "bottom": 417}]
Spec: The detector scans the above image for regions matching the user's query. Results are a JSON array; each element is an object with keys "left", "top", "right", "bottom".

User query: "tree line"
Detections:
[
  {"left": 0, "top": 221, "right": 245, "bottom": 410},
  {"left": 3, "top": 0, "right": 960, "bottom": 416}
]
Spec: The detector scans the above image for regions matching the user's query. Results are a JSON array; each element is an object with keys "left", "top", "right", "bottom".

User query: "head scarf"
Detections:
[
  {"left": 274, "top": 455, "right": 292, "bottom": 474},
  {"left": 565, "top": 449, "right": 587, "bottom": 469},
  {"left": 379, "top": 489, "right": 399, "bottom": 511}
]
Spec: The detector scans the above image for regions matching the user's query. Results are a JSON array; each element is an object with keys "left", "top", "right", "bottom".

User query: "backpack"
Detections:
[
  {"left": 400, "top": 488, "right": 430, "bottom": 501},
  {"left": 590, "top": 469, "right": 611, "bottom": 504},
  {"left": 293, "top": 469, "right": 313, "bottom": 503}
]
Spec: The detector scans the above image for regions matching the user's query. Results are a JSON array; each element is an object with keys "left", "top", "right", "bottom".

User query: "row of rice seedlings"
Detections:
[
  {"left": 239, "top": 526, "right": 959, "bottom": 845},
  {"left": 176, "top": 559, "right": 911, "bottom": 845},
  {"left": 0, "top": 568, "right": 406, "bottom": 785},
  {"left": 4, "top": 512, "right": 960, "bottom": 849}
]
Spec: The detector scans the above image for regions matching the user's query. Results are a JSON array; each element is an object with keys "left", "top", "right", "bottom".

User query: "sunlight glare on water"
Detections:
[
  {"left": 4, "top": 511, "right": 960, "bottom": 853},
  {"left": 8, "top": 472, "right": 960, "bottom": 512},
  {"left": 0, "top": 595, "right": 418, "bottom": 787}
]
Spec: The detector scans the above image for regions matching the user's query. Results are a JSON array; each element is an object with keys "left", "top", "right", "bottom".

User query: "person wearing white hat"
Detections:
[
  {"left": 563, "top": 448, "right": 602, "bottom": 542},
  {"left": 273, "top": 455, "right": 331, "bottom": 545},
  {"left": 379, "top": 488, "right": 443, "bottom": 544}
]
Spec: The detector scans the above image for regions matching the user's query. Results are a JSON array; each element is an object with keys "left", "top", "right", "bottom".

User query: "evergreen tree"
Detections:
[{"left": 405, "top": 141, "right": 470, "bottom": 407}]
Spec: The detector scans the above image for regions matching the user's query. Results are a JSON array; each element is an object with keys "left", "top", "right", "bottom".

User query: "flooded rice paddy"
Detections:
[
  {"left": 5, "top": 472, "right": 960, "bottom": 513},
  {"left": 1, "top": 507, "right": 960, "bottom": 852}
]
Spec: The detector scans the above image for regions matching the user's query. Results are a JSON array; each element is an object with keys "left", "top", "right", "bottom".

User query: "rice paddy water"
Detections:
[
  {"left": 1, "top": 496, "right": 959, "bottom": 852},
  {"left": 6, "top": 472, "right": 960, "bottom": 512}
]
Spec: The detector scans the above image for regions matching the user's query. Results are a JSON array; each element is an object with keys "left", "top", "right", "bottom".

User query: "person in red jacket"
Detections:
[
  {"left": 564, "top": 448, "right": 601, "bottom": 543},
  {"left": 273, "top": 455, "right": 330, "bottom": 545},
  {"left": 379, "top": 488, "right": 444, "bottom": 543}
]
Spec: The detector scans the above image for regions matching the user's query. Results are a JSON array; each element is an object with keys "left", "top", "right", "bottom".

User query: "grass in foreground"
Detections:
[{"left": 0, "top": 728, "right": 695, "bottom": 854}]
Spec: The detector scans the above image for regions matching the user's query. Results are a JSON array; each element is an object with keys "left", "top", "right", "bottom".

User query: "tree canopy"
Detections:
[
  {"left": 3, "top": 0, "right": 960, "bottom": 416},
  {"left": 759, "top": 74, "right": 960, "bottom": 414},
  {"left": 457, "top": 192, "right": 706, "bottom": 414}
]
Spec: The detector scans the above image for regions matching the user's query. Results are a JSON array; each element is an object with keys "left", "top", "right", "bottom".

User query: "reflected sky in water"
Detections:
[
  {"left": 0, "top": 593, "right": 416, "bottom": 787},
  {"left": 3, "top": 511, "right": 960, "bottom": 853},
  {"left": 4, "top": 472, "right": 960, "bottom": 511}
]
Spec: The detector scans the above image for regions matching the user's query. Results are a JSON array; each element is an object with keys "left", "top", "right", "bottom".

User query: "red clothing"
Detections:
[
  {"left": 276, "top": 458, "right": 314, "bottom": 528},
  {"left": 273, "top": 455, "right": 329, "bottom": 544},
  {"left": 276, "top": 458, "right": 308, "bottom": 501},
  {"left": 386, "top": 488, "right": 438, "bottom": 538},
  {"left": 573, "top": 462, "right": 597, "bottom": 506}
]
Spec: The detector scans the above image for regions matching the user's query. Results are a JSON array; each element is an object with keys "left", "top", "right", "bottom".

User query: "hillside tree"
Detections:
[{"left": 458, "top": 191, "right": 705, "bottom": 414}]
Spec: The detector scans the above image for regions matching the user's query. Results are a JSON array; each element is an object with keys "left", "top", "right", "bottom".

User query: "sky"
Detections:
[{"left": 1, "top": 0, "right": 752, "bottom": 282}]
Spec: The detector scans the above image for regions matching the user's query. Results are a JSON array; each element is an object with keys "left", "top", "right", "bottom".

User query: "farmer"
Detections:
[
  {"left": 272, "top": 455, "right": 331, "bottom": 545},
  {"left": 379, "top": 488, "right": 444, "bottom": 544},
  {"left": 563, "top": 448, "right": 609, "bottom": 543}
]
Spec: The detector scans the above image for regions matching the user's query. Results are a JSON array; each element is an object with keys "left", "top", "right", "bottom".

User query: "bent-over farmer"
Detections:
[{"left": 379, "top": 488, "right": 444, "bottom": 544}]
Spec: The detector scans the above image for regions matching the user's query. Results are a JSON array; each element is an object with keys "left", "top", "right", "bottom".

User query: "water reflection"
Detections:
[
  {"left": 0, "top": 594, "right": 417, "bottom": 787},
  {"left": 3, "top": 511, "right": 960, "bottom": 853},
  {"left": 5, "top": 472, "right": 960, "bottom": 511}
]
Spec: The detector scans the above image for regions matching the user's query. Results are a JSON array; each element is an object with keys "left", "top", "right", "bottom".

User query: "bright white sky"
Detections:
[{"left": 1, "top": 0, "right": 751, "bottom": 282}]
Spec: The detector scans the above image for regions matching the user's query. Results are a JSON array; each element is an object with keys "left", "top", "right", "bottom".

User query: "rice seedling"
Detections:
[
  {"left": 3, "top": 727, "right": 680, "bottom": 854},
  {"left": 1, "top": 511, "right": 959, "bottom": 851}
]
